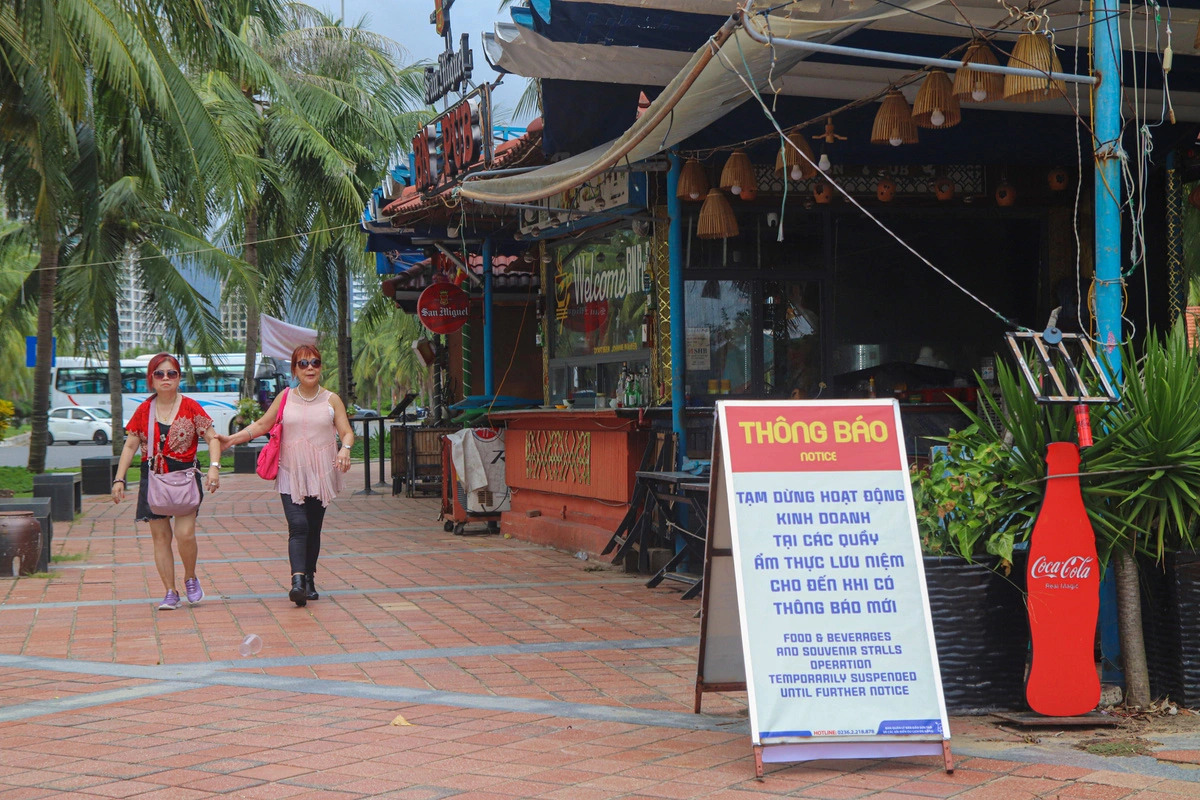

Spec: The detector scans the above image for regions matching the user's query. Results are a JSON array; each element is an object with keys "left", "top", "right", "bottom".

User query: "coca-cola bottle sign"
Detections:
[{"left": 1024, "top": 442, "right": 1101, "bottom": 716}]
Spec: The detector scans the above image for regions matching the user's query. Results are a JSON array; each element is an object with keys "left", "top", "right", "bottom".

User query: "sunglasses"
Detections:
[
  {"left": 296, "top": 358, "right": 322, "bottom": 369},
  {"left": 153, "top": 370, "right": 180, "bottom": 379}
]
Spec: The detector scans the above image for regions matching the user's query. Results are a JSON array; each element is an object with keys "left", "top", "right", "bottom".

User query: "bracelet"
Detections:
[
  {"left": 208, "top": 464, "right": 220, "bottom": 469},
  {"left": 112, "top": 479, "right": 125, "bottom": 485}
]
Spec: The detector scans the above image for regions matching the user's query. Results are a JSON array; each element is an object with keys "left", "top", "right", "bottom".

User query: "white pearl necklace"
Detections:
[{"left": 294, "top": 386, "right": 321, "bottom": 403}]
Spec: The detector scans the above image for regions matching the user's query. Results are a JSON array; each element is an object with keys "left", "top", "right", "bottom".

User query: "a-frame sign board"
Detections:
[{"left": 695, "top": 400, "right": 953, "bottom": 777}]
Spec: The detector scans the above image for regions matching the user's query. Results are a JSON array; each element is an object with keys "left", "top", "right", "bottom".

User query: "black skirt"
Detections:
[{"left": 136, "top": 456, "right": 204, "bottom": 522}]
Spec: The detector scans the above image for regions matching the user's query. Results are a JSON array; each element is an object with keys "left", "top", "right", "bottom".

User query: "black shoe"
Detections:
[
  {"left": 289, "top": 574, "right": 307, "bottom": 607},
  {"left": 305, "top": 574, "right": 319, "bottom": 601}
]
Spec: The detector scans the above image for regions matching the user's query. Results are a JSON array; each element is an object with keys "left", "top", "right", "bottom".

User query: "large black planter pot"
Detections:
[
  {"left": 1140, "top": 551, "right": 1200, "bottom": 707},
  {"left": 923, "top": 555, "right": 1029, "bottom": 714}
]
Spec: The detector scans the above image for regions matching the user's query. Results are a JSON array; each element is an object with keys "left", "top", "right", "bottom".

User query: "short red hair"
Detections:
[
  {"left": 146, "top": 353, "right": 181, "bottom": 390},
  {"left": 290, "top": 345, "right": 322, "bottom": 376}
]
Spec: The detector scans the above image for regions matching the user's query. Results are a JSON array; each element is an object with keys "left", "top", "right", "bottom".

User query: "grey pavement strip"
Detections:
[
  {"left": 204, "top": 669, "right": 748, "bottom": 734},
  {"left": 67, "top": 526, "right": 439, "bottom": 539},
  {"left": 0, "top": 580, "right": 602, "bottom": 611},
  {"left": 50, "top": 545, "right": 533, "bottom": 570},
  {"left": 0, "top": 681, "right": 203, "bottom": 723},
  {"left": 951, "top": 739, "right": 1200, "bottom": 782},
  {"left": 202, "top": 636, "right": 699, "bottom": 670},
  {"left": 0, "top": 637, "right": 697, "bottom": 682}
]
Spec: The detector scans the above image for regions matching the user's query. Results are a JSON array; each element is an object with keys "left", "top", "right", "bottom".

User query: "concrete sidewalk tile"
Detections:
[{"left": 1079, "top": 771, "right": 1163, "bottom": 790}]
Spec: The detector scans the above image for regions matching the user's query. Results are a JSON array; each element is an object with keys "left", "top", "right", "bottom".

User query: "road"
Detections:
[{"left": 0, "top": 442, "right": 117, "bottom": 468}]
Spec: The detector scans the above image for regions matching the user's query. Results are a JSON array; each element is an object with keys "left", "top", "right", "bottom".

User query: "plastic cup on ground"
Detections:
[{"left": 238, "top": 634, "right": 263, "bottom": 657}]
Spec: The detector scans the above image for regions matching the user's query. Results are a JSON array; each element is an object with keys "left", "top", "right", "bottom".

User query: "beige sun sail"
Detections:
[{"left": 459, "top": 0, "right": 950, "bottom": 206}]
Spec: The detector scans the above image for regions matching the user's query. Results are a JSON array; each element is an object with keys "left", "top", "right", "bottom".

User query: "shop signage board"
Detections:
[
  {"left": 425, "top": 0, "right": 472, "bottom": 105},
  {"left": 551, "top": 227, "right": 652, "bottom": 358},
  {"left": 518, "top": 170, "right": 647, "bottom": 237},
  {"left": 697, "top": 399, "right": 952, "bottom": 777},
  {"left": 412, "top": 85, "right": 493, "bottom": 194},
  {"left": 417, "top": 283, "right": 470, "bottom": 335}
]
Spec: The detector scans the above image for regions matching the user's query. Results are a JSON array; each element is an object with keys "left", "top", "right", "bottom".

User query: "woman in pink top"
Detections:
[{"left": 219, "top": 345, "right": 354, "bottom": 605}]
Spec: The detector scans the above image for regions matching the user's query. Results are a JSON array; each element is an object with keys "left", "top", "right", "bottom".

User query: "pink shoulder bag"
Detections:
[
  {"left": 256, "top": 388, "right": 289, "bottom": 480},
  {"left": 146, "top": 398, "right": 202, "bottom": 517}
]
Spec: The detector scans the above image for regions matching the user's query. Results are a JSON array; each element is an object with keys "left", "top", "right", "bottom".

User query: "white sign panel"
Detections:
[{"left": 714, "top": 399, "right": 949, "bottom": 767}]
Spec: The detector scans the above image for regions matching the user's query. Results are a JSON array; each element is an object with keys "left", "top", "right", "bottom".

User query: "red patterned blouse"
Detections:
[{"left": 125, "top": 396, "right": 213, "bottom": 466}]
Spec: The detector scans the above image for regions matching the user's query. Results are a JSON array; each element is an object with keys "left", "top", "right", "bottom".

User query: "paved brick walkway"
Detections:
[{"left": 2, "top": 465, "right": 1200, "bottom": 799}]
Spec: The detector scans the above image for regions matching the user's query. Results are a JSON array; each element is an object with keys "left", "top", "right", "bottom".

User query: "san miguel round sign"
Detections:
[{"left": 417, "top": 283, "right": 470, "bottom": 334}]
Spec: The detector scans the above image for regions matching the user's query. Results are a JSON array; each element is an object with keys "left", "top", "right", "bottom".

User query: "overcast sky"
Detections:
[{"left": 337, "top": 0, "right": 532, "bottom": 125}]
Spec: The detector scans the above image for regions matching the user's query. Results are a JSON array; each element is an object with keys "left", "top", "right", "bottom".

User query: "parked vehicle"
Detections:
[{"left": 47, "top": 406, "right": 113, "bottom": 445}]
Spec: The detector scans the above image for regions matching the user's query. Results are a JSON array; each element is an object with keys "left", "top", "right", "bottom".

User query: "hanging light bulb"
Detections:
[
  {"left": 912, "top": 70, "right": 959, "bottom": 129},
  {"left": 871, "top": 90, "right": 918, "bottom": 146},
  {"left": 953, "top": 40, "right": 1003, "bottom": 104},
  {"left": 719, "top": 150, "right": 755, "bottom": 197},
  {"left": 818, "top": 153, "right": 831, "bottom": 172},
  {"left": 790, "top": 165, "right": 803, "bottom": 181}
]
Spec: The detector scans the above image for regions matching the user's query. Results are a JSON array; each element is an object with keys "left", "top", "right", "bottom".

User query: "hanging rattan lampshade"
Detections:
[
  {"left": 1003, "top": 32, "right": 1066, "bottom": 103},
  {"left": 697, "top": 189, "right": 739, "bottom": 239},
  {"left": 677, "top": 158, "right": 709, "bottom": 201},
  {"left": 775, "top": 134, "right": 817, "bottom": 180},
  {"left": 870, "top": 90, "right": 918, "bottom": 146},
  {"left": 953, "top": 40, "right": 1003, "bottom": 103},
  {"left": 912, "top": 70, "right": 961, "bottom": 129},
  {"left": 719, "top": 150, "right": 756, "bottom": 196}
]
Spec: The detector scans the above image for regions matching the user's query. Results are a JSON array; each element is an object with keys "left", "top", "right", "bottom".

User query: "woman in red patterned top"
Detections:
[{"left": 111, "top": 353, "right": 223, "bottom": 610}]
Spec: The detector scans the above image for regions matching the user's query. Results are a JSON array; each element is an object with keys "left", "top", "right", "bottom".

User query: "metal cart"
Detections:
[{"left": 439, "top": 430, "right": 508, "bottom": 536}]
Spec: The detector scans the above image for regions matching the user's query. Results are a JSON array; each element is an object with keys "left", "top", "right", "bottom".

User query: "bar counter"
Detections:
[{"left": 485, "top": 408, "right": 653, "bottom": 554}]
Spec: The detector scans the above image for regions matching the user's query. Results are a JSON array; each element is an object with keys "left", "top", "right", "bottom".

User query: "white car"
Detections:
[{"left": 47, "top": 406, "right": 113, "bottom": 445}]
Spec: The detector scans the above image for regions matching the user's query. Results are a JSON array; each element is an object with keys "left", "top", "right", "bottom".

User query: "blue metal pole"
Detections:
[
  {"left": 1093, "top": 0, "right": 1123, "bottom": 686},
  {"left": 1093, "top": 6, "right": 1123, "bottom": 377},
  {"left": 483, "top": 236, "right": 495, "bottom": 397},
  {"left": 667, "top": 154, "right": 686, "bottom": 467}
]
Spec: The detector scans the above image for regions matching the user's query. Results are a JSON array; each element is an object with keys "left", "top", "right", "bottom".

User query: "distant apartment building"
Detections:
[
  {"left": 221, "top": 296, "right": 248, "bottom": 344},
  {"left": 350, "top": 276, "right": 370, "bottom": 323},
  {"left": 117, "top": 264, "right": 166, "bottom": 351}
]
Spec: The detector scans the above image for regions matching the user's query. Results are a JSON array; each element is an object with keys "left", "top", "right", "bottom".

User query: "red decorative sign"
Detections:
[
  {"left": 411, "top": 89, "right": 490, "bottom": 193},
  {"left": 417, "top": 283, "right": 470, "bottom": 334},
  {"left": 562, "top": 301, "right": 609, "bottom": 334},
  {"left": 1025, "top": 442, "right": 1101, "bottom": 716}
]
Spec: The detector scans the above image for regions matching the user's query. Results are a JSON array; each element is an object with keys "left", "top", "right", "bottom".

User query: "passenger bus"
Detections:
[{"left": 49, "top": 353, "right": 286, "bottom": 434}]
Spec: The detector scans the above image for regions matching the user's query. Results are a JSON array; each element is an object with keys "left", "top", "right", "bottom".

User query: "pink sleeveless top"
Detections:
[{"left": 277, "top": 388, "right": 343, "bottom": 506}]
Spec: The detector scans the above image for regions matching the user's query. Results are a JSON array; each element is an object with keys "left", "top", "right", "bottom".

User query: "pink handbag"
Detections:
[
  {"left": 146, "top": 398, "right": 202, "bottom": 517},
  {"left": 256, "top": 388, "right": 289, "bottom": 480}
]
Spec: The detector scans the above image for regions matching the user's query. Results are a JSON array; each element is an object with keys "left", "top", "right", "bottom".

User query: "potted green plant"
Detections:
[
  {"left": 910, "top": 435, "right": 1033, "bottom": 714},
  {"left": 231, "top": 397, "right": 266, "bottom": 474}
]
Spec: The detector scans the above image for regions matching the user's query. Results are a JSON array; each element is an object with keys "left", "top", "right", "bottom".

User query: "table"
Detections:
[{"left": 634, "top": 470, "right": 710, "bottom": 600}]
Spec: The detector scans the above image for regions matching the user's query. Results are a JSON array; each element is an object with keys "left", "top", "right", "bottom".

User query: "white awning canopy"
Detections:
[{"left": 463, "top": 1, "right": 953, "bottom": 205}]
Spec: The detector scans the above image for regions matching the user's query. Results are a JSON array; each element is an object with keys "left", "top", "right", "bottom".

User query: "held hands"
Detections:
[{"left": 215, "top": 433, "right": 234, "bottom": 450}]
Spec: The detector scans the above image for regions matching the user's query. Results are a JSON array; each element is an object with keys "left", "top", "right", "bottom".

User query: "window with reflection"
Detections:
[{"left": 683, "top": 280, "right": 753, "bottom": 400}]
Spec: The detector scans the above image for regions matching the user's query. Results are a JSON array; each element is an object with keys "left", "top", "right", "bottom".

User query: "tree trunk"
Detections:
[
  {"left": 241, "top": 208, "right": 259, "bottom": 402},
  {"left": 336, "top": 249, "right": 352, "bottom": 404},
  {"left": 1114, "top": 543, "right": 1151, "bottom": 708},
  {"left": 107, "top": 303, "right": 124, "bottom": 455},
  {"left": 27, "top": 228, "right": 58, "bottom": 474}
]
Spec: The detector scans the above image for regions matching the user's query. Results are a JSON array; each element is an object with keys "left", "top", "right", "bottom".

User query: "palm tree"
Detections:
[
  {"left": 1, "top": 0, "right": 247, "bottom": 472},
  {"left": 56, "top": 86, "right": 259, "bottom": 451},
  {"left": 199, "top": 4, "right": 424, "bottom": 401},
  {"left": 352, "top": 295, "right": 432, "bottom": 411}
]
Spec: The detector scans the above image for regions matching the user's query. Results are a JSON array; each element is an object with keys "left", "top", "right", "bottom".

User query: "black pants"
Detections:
[{"left": 281, "top": 494, "right": 326, "bottom": 575}]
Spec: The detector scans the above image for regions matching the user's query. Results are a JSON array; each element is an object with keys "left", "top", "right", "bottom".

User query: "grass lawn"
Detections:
[{"left": 0, "top": 453, "right": 236, "bottom": 497}]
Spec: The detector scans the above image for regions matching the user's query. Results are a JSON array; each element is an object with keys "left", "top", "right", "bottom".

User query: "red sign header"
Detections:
[
  {"left": 417, "top": 283, "right": 470, "bottom": 335},
  {"left": 723, "top": 404, "right": 902, "bottom": 473}
]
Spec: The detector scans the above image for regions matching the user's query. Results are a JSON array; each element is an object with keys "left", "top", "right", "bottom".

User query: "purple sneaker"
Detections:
[
  {"left": 158, "top": 590, "right": 181, "bottom": 610},
  {"left": 184, "top": 577, "right": 204, "bottom": 605}
]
